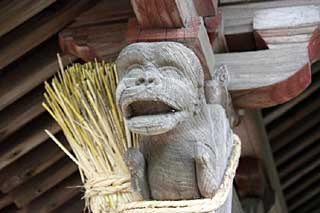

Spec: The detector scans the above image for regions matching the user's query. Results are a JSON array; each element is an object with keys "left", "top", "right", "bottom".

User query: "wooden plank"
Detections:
[
  {"left": 288, "top": 181, "right": 320, "bottom": 211},
  {"left": 127, "top": 17, "right": 216, "bottom": 80},
  {"left": 70, "top": 0, "right": 133, "bottom": 28},
  {"left": 275, "top": 125, "right": 320, "bottom": 167},
  {"left": 216, "top": 46, "right": 311, "bottom": 108},
  {"left": 21, "top": 172, "right": 82, "bottom": 212},
  {"left": 59, "top": 22, "right": 127, "bottom": 62},
  {"left": 0, "top": 132, "right": 68, "bottom": 193},
  {"left": 0, "top": 0, "right": 56, "bottom": 37},
  {"left": 0, "top": 39, "right": 76, "bottom": 111},
  {"left": 268, "top": 94, "right": 320, "bottom": 141},
  {"left": 0, "top": 113, "right": 60, "bottom": 170},
  {"left": 10, "top": 157, "right": 77, "bottom": 207},
  {"left": 220, "top": 0, "right": 320, "bottom": 35},
  {"left": 0, "top": 0, "right": 90, "bottom": 70},
  {"left": 254, "top": 6, "right": 320, "bottom": 31},
  {"left": 0, "top": 193, "right": 11, "bottom": 210},
  {"left": 254, "top": 6, "right": 320, "bottom": 50},
  {"left": 286, "top": 171, "right": 320, "bottom": 201},
  {"left": 292, "top": 195, "right": 320, "bottom": 213},
  {"left": 52, "top": 193, "right": 84, "bottom": 213},
  {"left": 0, "top": 87, "right": 45, "bottom": 142},
  {"left": 271, "top": 109, "right": 320, "bottom": 153}
]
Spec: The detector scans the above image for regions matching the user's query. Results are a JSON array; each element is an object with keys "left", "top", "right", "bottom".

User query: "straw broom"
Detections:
[{"left": 43, "top": 57, "right": 141, "bottom": 212}]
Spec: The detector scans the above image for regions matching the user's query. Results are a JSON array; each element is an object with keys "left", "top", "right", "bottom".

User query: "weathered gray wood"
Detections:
[
  {"left": 220, "top": 0, "right": 320, "bottom": 35},
  {"left": 116, "top": 42, "right": 235, "bottom": 212},
  {"left": 215, "top": 47, "right": 308, "bottom": 90},
  {"left": 254, "top": 6, "right": 320, "bottom": 31},
  {"left": 254, "top": 6, "right": 320, "bottom": 49}
]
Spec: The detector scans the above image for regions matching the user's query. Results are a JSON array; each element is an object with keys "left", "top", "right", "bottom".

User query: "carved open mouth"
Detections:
[{"left": 124, "top": 100, "right": 179, "bottom": 119}]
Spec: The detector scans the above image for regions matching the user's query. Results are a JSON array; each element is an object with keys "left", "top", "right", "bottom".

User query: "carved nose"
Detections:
[{"left": 135, "top": 76, "right": 159, "bottom": 86}]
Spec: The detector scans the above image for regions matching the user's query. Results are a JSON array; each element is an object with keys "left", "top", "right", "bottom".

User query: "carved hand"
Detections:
[
  {"left": 124, "top": 148, "right": 150, "bottom": 199},
  {"left": 194, "top": 142, "right": 218, "bottom": 198}
]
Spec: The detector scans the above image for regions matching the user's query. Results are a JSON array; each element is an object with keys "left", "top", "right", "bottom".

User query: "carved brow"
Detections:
[{"left": 156, "top": 59, "right": 184, "bottom": 71}]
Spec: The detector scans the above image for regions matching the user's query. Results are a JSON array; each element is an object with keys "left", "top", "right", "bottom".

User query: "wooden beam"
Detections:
[
  {"left": 216, "top": 47, "right": 311, "bottom": 108},
  {"left": 271, "top": 109, "right": 320, "bottom": 153},
  {"left": 264, "top": 68, "right": 320, "bottom": 125},
  {"left": 204, "top": 15, "right": 229, "bottom": 53},
  {"left": 0, "top": 132, "right": 68, "bottom": 193},
  {"left": 282, "top": 154, "right": 320, "bottom": 190},
  {"left": 285, "top": 169, "right": 320, "bottom": 201},
  {"left": 234, "top": 110, "right": 288, "bottom": 213},
  {"left": 0, "top": 38, "right": 76, "bottom": 111},
  {"left": 275, "top": 125, "right": 320, "bottom": 167},
  {"left": 10, "top": 157, "right": 77, "bottom": 207},
  {"left": 279, "top": 143, "right": 320, "bottom": 180},
  {"left": 0, "top": 86, "right": 45, "bottom": 142},
  {"left": 0, "top": 0, "right": 56, "bottom": 37},
  {"left": 0, "top": 113, "right": 60, "bottom": 170},
  {"left": 0, "top": 194, "right": 11, "bottom": 210},
  {"left": 127, "top": 17, "right": 215, "bottom": 80},
  {"left": 0, "top": 0, "right": 90, "bottom": 70},
  {"left": 131, "top": 0, "right": 217, "bottom": 29},
  {"left": 130, "top": 0, "right": 198, "bottom": 28},
  {"left": 70, "top": 0, "right": 133, "bottom": 28},
  {"left": 21, "top": 172, "right": 81, "bottom": 212},
  {"left": 254, "top": 6, "right": 320, "bottom": 50},
  {"left": 220, "top": 0, "right": 320, "bottom": 51},
  {"left": 59, "top": 22, "right": 127, "bottom": 62},
  {"left": 52, "top": 193, "right": 84, "bottom": 213},
  {"left": 220, "top": 0, "right": 320, "bottom": 36},
  {"left": 268, "top": 94, "right": 320, "bottom": 141},
  {"left": 288, "top": 182, "right": 320, "bottom": 211}
]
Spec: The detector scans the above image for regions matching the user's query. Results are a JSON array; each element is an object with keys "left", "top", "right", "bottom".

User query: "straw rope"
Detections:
[
  {"left": 84, "top": 134, "right": 241, "bottom": 213},
  {"left": 84, "top": 175, "right": 132, "bottom": 198}
]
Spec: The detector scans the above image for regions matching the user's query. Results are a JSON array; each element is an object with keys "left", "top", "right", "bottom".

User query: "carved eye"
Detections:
[
  {"left": 159, "top": 66, "right": 183, "bottom": 80},
  {"left": 126, "top": 65, "right": 144, "bottom": 78}
]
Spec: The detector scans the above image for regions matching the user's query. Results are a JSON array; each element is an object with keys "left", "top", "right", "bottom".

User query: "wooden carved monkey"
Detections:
[{"left": 116, "top": 42, "right": 234, "bottom": 211}]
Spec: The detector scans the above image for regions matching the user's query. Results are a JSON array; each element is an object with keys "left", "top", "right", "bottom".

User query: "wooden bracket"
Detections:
[
  {"left": 127, "top": 17, "right": 215, "bottom": 80},
  {"left": 130, "top": 0, "right": 218, "bottom": 29}
]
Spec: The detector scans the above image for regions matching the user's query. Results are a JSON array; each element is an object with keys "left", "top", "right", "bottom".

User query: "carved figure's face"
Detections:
[{"left": 116, "top": 42, "right": 204, "bottom": 135}]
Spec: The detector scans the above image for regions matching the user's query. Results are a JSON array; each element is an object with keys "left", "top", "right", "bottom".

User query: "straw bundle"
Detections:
[{"left": 43, "top": 58, "right": 141, "bottom": 213}]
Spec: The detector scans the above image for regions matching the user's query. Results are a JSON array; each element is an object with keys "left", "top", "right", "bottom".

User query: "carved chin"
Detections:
[{"left": 123, "top": 100, "right": 186, "bottom": 135}]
